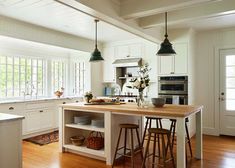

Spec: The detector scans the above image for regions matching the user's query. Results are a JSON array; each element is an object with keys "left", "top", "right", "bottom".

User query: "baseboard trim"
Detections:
[
  {"left": 203, "top": 127, "right": 219, "bottom": 136},
  {"left": 23, "top": 128, "right": 58, "bottom": 139}
]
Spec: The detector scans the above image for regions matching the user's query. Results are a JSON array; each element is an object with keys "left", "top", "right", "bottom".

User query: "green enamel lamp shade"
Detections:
[
  {"left": 157, "top": 12, "right": 176, "bottom": 56},
  {"left": 90, "top": 19, "right": 104, "bottom": 62},
  {"left": 90, "top": 47, "right": 104, "bottom": 62},
  {"left": 157, "top": 35, "right": 176, "bottom": 55}
]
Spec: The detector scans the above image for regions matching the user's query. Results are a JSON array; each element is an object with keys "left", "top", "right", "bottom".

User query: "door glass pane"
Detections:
[
  {"left": 226, "top": 100, "right": 235, "bottom": 111},
  {"left": 226, "top": 55, "right": 235, "bottom": 110},
  {"left": 226, "top": 55, "right": 235, "bottom": 66},
  {"left": 226, "top": 66, "right": 235, "bottom": 77},
  {"left": 226, "top": 89, "right": 235, "bottom": 99},
  {"left": 226, "top": 78, "right": 235, "bottom": 88}
]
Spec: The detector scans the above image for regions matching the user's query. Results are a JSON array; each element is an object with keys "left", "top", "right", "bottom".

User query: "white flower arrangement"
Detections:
[{"left": 127, "top": 63, "right": 151, "bottom": 92}]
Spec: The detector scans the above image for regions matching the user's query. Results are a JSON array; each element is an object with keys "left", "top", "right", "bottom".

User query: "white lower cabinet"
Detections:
[
  {"left": 0, "top": 98, "right": 81, "bottom": 137},
  {"left": 25, "top": 108, "right": 54, "bottom": 134}
]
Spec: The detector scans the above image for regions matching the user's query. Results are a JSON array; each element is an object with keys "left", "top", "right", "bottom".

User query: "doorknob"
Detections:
[
  {"left": 221, "top": 92, "right": 224, "bottom": 95},
  {"left": 219, "top": 97, "right": 225, "bottom": 101}
]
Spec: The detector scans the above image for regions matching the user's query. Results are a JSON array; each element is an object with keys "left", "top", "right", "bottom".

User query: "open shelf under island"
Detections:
[{"left": 59, "top": 102, "right": 203, "bottom": 168}]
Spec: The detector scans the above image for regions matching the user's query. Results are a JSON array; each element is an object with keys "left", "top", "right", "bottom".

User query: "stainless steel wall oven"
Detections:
[{"left": 158, "top": 76, "right": 188, "bottom": 105}]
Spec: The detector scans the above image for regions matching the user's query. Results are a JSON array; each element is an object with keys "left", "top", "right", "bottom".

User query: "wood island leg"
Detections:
[
  {"left": 176, "top": 117, "right": 186, "bottom": 168},
  {"left": 195, "top": 110, "right": 203, "bottom": 159}
]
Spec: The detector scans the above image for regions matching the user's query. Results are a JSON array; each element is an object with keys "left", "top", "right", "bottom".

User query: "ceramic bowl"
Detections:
[{"left": 151, "top": 98, "right": 165, "bottom": 107}]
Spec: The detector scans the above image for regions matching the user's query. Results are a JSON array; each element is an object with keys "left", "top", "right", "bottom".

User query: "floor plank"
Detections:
[{"left": 22, "top": 135, "right": 235, "bottom": 168}]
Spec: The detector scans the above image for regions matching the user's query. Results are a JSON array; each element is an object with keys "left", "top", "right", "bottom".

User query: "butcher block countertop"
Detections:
[{"left": 61, "top": 103, "right": 203, "bottom": 118}]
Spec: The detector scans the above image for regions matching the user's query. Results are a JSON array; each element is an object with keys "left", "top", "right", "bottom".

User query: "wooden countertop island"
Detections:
[{"left": 59, "top": 103, "right": 203, "bottom": 168}]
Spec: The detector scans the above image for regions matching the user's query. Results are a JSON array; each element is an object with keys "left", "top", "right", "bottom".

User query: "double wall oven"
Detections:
[{"left": 158, "top": 76, "right": 188, "bottom": 105}]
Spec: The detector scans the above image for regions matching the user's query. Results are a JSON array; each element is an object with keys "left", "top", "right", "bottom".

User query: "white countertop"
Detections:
[
  {"left": 0, "top": 96, "right": 82, "bottom": 104},
  {"left": 0, "top": 113, "right": 25, "bottom": 123}
]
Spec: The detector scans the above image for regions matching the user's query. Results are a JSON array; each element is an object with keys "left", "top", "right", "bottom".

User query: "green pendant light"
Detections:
[
  {"left": 90, "top": 19, "right": 104, "bottom": 62},
  {"left": 157, "top": 12, "right": 176, "bottom": 56}
]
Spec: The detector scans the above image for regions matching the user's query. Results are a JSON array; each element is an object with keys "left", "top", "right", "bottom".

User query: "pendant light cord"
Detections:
[
  {"left": 95, "top": 19, "right": 99, "bottom": 49},
  {"left": 165, "top": 12, "right": 168, "bottom": 38}
]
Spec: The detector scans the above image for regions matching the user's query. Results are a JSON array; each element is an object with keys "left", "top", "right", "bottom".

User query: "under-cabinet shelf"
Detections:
[
  {"left": 64, "top": 144, "right": 105, "bottom": 157},
  {"left": 65, "top": 123, "right": 105, "bottom": 133}
]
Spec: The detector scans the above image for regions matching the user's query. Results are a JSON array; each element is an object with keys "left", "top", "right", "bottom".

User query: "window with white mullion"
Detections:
[
  {"left": 74, "top": 61, "right": 86, "bottom": 96},
  {"left": 51, "top": 60, "right": 65, "bottom": 94}
]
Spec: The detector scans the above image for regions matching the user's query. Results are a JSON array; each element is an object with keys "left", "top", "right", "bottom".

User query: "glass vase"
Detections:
[{"left": 137, "top": 91, "right": 144, "bottom": 107}]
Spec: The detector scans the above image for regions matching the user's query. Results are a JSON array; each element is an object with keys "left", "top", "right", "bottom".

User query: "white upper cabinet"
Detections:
[
  {"left": 115, "top": 45, "right": 129, "bottom": 59},
  {"left": 174, "top": 43, "right": 188, "bottom": 74},
  {"left": 129, "top": 43, "right": 142, "bottom": 58},
  {"left": 103, "top": 47, "right": 116, "bottom": 83},
  {"left": 158, "top": 55, "right": 174, "bottom": 75},
  {"left": 158, "top": 43, "right": 188, "bottom": 75},
  {"left": 115, "top": 43, "right": 142, "bottom": 59}
]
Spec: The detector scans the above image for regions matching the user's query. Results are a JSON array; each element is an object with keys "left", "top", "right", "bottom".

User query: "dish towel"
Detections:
[{"left": 172, "top": 95, "right": 180, "bottom": 105}]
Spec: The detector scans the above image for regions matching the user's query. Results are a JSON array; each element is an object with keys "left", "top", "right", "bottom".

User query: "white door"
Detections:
[
  {"left": 219, "top": 49, "right": 235, "bottom": 136},
  {"left": 158, "top": 55, "right": 174, "bottom": 75}
]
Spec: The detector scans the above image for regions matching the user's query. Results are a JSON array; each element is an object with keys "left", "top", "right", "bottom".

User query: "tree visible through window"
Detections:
[
  {"left": 74, "top": 61, "right": 85, "bottom": 95},
  {"left": 51, "top": 60, "right": 65, "bottom": 94},
  {"left": 0, "top": 55, "right": 44, "bottom": 98}
]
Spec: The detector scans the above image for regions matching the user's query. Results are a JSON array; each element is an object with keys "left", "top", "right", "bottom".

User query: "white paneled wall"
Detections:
[{"left": 195, "top": 27, "right": 235, "bottom": 135}]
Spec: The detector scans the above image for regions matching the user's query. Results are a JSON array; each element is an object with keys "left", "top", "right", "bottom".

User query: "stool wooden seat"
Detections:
[
  {"left": 169, "top": 118, "right": 193, "bottom": 158},
  {"left": 142, "top": 128, "right": 175, "bottom": 168},
  {"left": 112, "top": 123, "right": 143, "bottom": 168},
  {"left": 142, "top": 117, "right": 162, "bottom": 146}
]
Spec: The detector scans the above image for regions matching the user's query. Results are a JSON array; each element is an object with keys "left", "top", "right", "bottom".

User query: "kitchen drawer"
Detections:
[
  {"left": 26, "top": 102, "right": 54, "bottom": 110},
  {"left": 0, "top": 103, "right": 25, "bottom": 114}
]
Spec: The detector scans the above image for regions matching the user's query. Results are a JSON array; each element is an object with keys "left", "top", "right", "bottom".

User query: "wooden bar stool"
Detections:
[
  {"left": 142, "top": 117, "right": 162, "bottom": 147},
  {"left": 141, "top": 128, "right": 175, "bottom": 168},
  {"left": 112, "top": 124, "right": 144, "bottom": 168},
  {"left": 169, "top": 118, "right": 193, "bottom": 158}
]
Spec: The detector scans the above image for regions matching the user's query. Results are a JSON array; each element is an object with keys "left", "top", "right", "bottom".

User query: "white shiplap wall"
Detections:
[{"left": 195, "top": 27, "right": 235, "bottom": 135}]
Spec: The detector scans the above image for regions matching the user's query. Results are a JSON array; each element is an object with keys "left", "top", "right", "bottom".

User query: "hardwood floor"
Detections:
[{"left": 23, "top": 135, "right": 235, "bottom": 168}]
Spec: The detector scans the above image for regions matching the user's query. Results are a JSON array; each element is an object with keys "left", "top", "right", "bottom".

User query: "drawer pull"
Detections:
[
  {"left": 76, "top": 101, "right": 79, "bottom": 103},
  {"left": 63, "top": 102, "right": 66, "bottom": 104},
  {"left": 39, "top": 110, "right": 43, "bottom": 113},
  {"left": 9, "top": 107, "right": 14, "bottom": 110}
]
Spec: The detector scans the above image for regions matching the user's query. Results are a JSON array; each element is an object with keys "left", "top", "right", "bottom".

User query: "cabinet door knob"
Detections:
[
  {"left": 63, "top": 102, "right": 66, "bottom": 104},
  {"left": 9, "top": 107, "right": 14, "bottom": 110},
  {"left": 170, "top": 72, "right": 174, "bottom": 74},
  {"left": 75, "top": 101, "right": 79, "bottom": 103},
  {"left": 39, "top": 110, "right": 43, "bottom": 113}
]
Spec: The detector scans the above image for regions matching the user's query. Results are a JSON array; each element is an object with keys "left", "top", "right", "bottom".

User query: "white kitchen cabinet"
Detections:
[
  {"left": 25, "top": 108, "right": 55, "bottom": 134},
  {"left": 174, "top": 43, "right": 188, "bottom": 74},
  {"left": 115, "top": 45, "right": 129, "bottom": 59},
  {"left": 158, "top": 43, "right": 188, "bottom": 75},
  {"left": 103, "top": 47, "right": 116, "bottom": 82},
  {"left": 129, "top": 43, "right": 142, "bottom": 58},
  {"left": 158, "top": 55, "right": 174, "bottom": 75},
  {"left": 115, "top": 43, "right": 142, "bottom": 59}
]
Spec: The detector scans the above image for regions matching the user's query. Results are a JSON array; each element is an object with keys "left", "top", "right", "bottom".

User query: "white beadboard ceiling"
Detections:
[{"left": 0, "top": 0, "right": 139, "bottom": 43}]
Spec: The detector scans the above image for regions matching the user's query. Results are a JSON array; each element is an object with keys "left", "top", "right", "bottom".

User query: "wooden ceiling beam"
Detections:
[
  {"left": 120, "top": 0, "right": 215, "bottom": 19},
  {"left": 139, "top": 0, "right": 235, "bottom": 29}
]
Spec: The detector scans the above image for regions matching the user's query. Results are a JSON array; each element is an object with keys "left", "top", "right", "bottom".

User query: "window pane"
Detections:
[
  {"left": 226, "top": 99, "right": 235, "bottom": 110},
  {"left": 226, "top": 55, "right": 235, "bottom": 66},
  {"left": 0, "top": 56, "right": 45, "bottom": 98},
  {"left": 226, "top": 66, "right": 235, "bottom": 77}
]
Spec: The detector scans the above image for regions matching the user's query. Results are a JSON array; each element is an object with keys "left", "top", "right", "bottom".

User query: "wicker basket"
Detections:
[
  {"left": 86, "top": 131, "right": 104, "bottom": 150},
  {"left": 70, "top": 136, "right": 85, "bottom": 146}
]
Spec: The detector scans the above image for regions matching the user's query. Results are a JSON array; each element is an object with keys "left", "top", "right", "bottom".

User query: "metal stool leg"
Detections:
[
  {"left": 142, "top": 118, "right": 149, "bottom": 147},
  {"left": 142, "top": 132, "right": 151, "bottom": 168},
  {"left": 167, "top": 133, "right": 175, "bottom": 168},
  {"left": 130, "top": 129, "right": 135, "bottom": 168},
  {"left": 112, "top": 128, "right": 123, "bottom": 168},
  {"left": 185, "top": 121, "right": 193, "bottom": 157}
]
